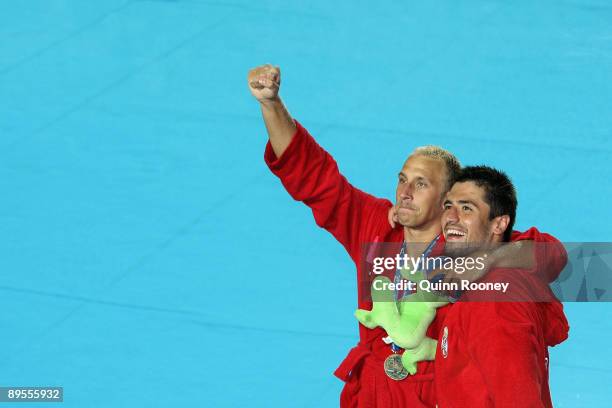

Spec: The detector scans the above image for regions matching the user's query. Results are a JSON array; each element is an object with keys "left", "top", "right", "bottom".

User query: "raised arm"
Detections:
[
  {"left": 247, "top": 64, "right": 391, "bottom": 259},
  {"left": 247, "top": 64, "right": 297, "bottom": 157}
]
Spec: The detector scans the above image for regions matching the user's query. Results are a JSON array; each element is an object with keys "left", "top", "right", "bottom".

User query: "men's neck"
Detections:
[{"left": 403, "top": 223, "right": 441, "bottom": 244}]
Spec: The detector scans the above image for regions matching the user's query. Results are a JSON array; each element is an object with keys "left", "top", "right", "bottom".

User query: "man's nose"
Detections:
[
  {"left": 445, "top": 206, "right": 459, "bottom": 223},
  {"left": 399, "top": 183, "right": 414, "bottom": 200}
]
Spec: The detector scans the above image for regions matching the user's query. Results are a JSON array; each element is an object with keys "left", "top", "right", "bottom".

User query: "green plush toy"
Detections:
[{"left": 354, "top": 271, "right": 448, "bottom": 375}]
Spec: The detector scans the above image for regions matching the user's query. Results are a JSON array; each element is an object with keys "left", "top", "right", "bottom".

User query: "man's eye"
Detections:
[
  {"left": 416, "top": 181, "right": 426, "bottom": 188},
  {"left": 462, "top": 206, "right": 472, "bottom": 211}
]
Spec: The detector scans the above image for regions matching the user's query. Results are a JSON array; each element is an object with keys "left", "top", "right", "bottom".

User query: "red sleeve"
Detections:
[
  {"left": 467, "top": 302, "right": 546, "bottom": 408},
  {"left": 264, "top": 120, "right": 391, "bottom": 259},
  {"left": 511, "top": 227, "right": 568, "bottom": 282}
]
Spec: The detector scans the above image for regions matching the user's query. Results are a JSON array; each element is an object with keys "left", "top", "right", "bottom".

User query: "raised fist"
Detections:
[{"left": 247, "top": 64, "right": 281, "bottom": 102}]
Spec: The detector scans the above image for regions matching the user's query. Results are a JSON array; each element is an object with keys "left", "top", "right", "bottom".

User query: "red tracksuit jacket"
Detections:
[
  {"left": 434, "top": 240, "right": 569, "bottom": 408},
  {"left": 264, "top": 121, "right": 567, "bottom": 408}
]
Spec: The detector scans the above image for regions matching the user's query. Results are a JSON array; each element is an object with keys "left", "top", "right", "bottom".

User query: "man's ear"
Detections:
[{"left": 491, "top": 215, "right": 510, "bottom": 237}]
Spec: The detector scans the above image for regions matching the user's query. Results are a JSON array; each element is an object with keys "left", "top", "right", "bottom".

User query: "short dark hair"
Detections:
[{"left": 455, "top": 166, "right": 517, "bottom": 241}]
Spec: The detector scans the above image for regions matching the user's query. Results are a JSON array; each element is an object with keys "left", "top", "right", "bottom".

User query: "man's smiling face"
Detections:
[{"left": 442, "top": 181, "right": 496, "bottom": 254}]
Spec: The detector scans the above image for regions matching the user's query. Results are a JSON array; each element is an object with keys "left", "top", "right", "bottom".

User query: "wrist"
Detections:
[{"left": 259, "top": 97, "right": 283, "bottom": 109}]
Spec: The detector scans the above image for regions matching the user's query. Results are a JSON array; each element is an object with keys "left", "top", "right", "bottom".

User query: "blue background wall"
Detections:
[{"left": 1, "top": 1, "right": 610, "bottom": 406}]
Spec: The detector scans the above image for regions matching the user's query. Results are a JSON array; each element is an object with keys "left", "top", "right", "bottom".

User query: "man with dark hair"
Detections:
[
  {"left": 452, "top": 165, "right": 517, "bottom": 241},
  {"left": 435, "top": 165, "right": 569, "bottom": 407}
]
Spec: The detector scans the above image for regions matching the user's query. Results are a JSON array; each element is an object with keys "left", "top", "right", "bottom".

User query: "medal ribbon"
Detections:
[
  {"left": 393, "top": 235, "right": 440, "bottom": 301},
  {"left": 389, "top": 235, "right": 441, "bottom": 354}
]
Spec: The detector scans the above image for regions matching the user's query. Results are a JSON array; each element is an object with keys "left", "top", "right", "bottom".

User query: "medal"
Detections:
[{"left": 383, "top": 353, "right": 409, "bottom": 380}]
